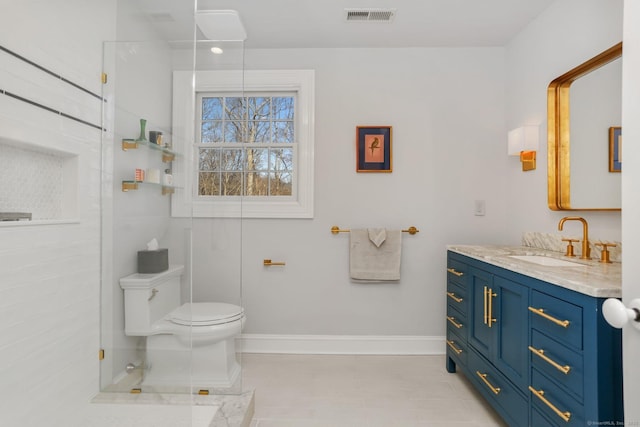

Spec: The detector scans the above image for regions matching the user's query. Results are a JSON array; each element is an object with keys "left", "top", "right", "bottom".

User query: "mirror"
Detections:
[{"left": 547, "top": 42, "right": 622, "bottom": 211}]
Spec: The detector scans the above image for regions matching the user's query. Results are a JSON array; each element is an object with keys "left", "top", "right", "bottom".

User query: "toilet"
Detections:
[{"left": 119, "top": 265, "right": 245, "bottom": 389}]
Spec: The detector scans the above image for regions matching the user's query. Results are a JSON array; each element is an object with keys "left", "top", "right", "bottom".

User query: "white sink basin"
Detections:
[{"left": 508, "top": 255, "right": 587, "bottom": 267}]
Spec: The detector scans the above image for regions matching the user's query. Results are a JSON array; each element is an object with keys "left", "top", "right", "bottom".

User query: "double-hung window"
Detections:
[{"left": 172, "top": 70, "right": 315, "bottom": 218}]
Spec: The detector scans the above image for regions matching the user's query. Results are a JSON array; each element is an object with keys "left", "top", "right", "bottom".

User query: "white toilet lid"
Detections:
[{"left": 168, "top": 302, "right": 244, "bottom": 326}]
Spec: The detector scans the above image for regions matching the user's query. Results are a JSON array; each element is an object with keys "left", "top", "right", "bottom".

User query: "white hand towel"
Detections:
[
  {"left": 350, "top": 229, "right": 402, "bottom": 282},
  {"left": 368, "top": 228, "right": 386, "bottom": 247}
]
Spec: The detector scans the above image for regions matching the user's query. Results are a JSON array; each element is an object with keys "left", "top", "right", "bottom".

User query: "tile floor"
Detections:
[{"left": 242, "top": 353, "right": 508, "bottom": 427}]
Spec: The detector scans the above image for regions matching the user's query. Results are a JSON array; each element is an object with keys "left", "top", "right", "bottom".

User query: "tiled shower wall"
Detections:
[
  {"left": 0, "top": 143, "right": 66, "bottom": 220},
  {"left": 0, "top": 0, "right": 116, "bottom": 425}
]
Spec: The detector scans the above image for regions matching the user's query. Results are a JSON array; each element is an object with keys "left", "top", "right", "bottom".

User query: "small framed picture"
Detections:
[
  {"left": 609, "top": 126, "right": 621, "bottom": 173},
  {"left": 356, "top": 126, "right": 392, "bottom": 172}
]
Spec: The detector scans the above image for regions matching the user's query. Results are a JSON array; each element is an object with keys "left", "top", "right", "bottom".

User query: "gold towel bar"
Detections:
[{"left": 330, "top": 226, "right": 419, "bottom": 235}]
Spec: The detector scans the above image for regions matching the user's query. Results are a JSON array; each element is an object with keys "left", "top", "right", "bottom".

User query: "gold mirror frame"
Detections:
[{"left": 547, "top": 42, "right": 622, "bottom": 211}]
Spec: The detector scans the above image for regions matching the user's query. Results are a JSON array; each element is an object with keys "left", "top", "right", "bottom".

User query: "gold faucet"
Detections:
[{"left": 558, "top": 216, "right": 591, "bottom": 259}]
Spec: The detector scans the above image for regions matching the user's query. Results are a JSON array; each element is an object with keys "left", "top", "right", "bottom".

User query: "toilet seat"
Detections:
[{"left": 167, "top": 302, "right": 244, "bottom": 326}]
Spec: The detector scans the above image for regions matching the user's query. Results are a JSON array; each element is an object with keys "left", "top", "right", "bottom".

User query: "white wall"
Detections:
[
  {"left": 0, "top": 0, "right": 115, "bottom": 425},
  {"left": 189, "top": 47, "right": 512, "bottom": 343},
  {"left": 504, "top": 0, "right": 623, "bottom": 239}
]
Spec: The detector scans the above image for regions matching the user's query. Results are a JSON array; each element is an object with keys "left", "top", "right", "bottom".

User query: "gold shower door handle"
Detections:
[{"left": 263, "top": 259, "right": 286, "bottom": 266}]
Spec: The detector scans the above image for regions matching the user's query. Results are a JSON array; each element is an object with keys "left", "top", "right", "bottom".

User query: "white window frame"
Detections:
[{"left": 171, "top": 70, "right": 315, "bottom": 218}]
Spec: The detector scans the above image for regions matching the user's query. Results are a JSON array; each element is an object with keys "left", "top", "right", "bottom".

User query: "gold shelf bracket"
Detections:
[{"left": 122, "top": 139, "right": 138, "bottom": 151}]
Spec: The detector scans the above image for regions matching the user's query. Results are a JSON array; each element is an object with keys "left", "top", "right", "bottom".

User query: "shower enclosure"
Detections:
[{"left": 99, "top": 0, "right": 246, "bottom": 405}]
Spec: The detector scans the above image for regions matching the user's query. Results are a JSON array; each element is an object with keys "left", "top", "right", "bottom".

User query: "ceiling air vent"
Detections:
[{"left": 345, "top": 8, "right": 396, "bottom": 22}]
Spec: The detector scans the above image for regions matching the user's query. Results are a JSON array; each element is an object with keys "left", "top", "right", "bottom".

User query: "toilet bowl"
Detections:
[{"left": 120, "top": 266, "right": 245, "bottom": 389}]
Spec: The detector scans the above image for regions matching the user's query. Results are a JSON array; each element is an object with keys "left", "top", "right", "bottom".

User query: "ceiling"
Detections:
[{"left": 134, "top": 0, "right": 558, "bottom": 49}]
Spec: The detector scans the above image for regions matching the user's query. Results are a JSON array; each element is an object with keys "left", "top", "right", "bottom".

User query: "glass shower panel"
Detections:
[
  {"left": 100, "top": 39, "right": 194, "bottom": 396},
  {"left": 100, "top": 1, "right": 246, "bottom": 402}
]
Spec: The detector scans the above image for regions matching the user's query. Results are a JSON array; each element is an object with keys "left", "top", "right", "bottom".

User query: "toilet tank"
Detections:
[{"left": 119, "top": 265, "right": 184, "bottom": 336}]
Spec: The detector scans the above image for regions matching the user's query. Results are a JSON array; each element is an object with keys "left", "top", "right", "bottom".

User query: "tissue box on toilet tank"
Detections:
[{"left": 137, "top": 249, "right": 168, "bottom": 273}]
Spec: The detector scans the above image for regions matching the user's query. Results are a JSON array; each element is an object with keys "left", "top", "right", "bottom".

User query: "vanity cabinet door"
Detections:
[
  {"left": 492, "top": 276, "right": 529, "bottom": 390},
  {"left": 469, "top": 268, "right": 529, "bottom": 389},
  {"left": 468, "top": 267, "right": 494, "bottom": 360}
]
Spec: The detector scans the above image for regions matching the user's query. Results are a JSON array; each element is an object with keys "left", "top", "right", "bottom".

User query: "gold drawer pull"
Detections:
[
  {"left": 447, "top": 316, "right": 463, "bottom": 329},
  {"left": 476, "top": 371, "right": 501, "bottom": 395},
  {"left": 529, "top": 386, "right": 571, "bottom": 422},
  {"left": 447, "top": 268, "right": 464, "bottom": 277},
  {"left": 446, "top": 339, "right": 463, "bottom": 355},
  {"left": 528, "top": 346, "right": 571, "bottom": 374},
  {"left": 263, "top": 259, "right": 286, "bottom": 266},
  {"left": 447, "top": 292, "right": 463, "bottom": 303},
  {"left": 528, "top": 306, "right": 570, "bottom": 328}
]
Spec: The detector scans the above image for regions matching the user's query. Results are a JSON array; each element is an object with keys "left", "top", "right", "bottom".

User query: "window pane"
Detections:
[
  {"left": 245, "top": 148, "right": 268, "bottom": 172},
  {"left": 247, "top": 121, "right": 271, "bottom": 143},
  {"left": 270, "top": 148, "right": 293, "bottom": 173},
  {"left": 221, "top": 149, "right": 244, "bottom": 171},
  {"left": 270, "top": 172, "right": 292, "bottom": 196},
  {"left": 198, "top": 172, "right": 220, "bottom": 195},
  {"left": 199, "top": 148, "right": 219, "bottom": 171},
  {"left": 202, "top": 121, "right": 223, "bottom": 143},
  {"left": 221, "top": 172, "right": 243, "bottom": 195},
  {"left": 245, "top": 172, "right": 269, "bottom": 196},
  {"left": 272, "top": 97, "right": 294, "bottom": 120},
  {"left": 202, "top": 97, "right": 223, "bottom": 120},
  {"left": 248, "top": 97, "right": 270, "bottom": 119},
  {"left": 224, "top": 97, "right": 245, "bottom": 121},
  {"left": 273, "top": 121, "right": 294, "bottom": 143},
  {"left": 225, "top": 121, "right": 243, "bottom": 143}
]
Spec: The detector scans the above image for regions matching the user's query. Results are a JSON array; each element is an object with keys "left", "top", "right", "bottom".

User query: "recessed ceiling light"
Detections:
[{"left": 211, "top": 47, "right": 224, "bottom": 54}]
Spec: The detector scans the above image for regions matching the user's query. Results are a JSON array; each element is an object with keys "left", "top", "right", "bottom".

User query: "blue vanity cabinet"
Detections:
[{"left": 445, "top": 250, "right": 623, "bottom": 427}]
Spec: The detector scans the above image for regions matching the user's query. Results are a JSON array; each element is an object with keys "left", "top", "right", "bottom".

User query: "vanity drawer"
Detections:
[
  {"left": 530, "top": 290, "right": 583, "bottom": 350},
  {"left": 447, "top": 303, "right": 466, "bottom": 330},
  {"left": 530, "top": 330, "right": 584, "bottom": 402},
  {"left": 446, "top": 328, "right": 467, "bottom": 367},
  {"left": 530, "top": 369, "right": 584, "bottom": 426},
  {"left": 446, "top": 281, "right": 467, "bottom": 313},
  {"left": 468, "top": 349, "right": 528, "bottom": 427},
  {"left": 447, "top": 258, "right": 467, "bottom": 286}
]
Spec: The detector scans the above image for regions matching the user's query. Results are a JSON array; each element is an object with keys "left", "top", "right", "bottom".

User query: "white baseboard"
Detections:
[{"left": 238, "top": 334, "right": 446, "bottom": 355}]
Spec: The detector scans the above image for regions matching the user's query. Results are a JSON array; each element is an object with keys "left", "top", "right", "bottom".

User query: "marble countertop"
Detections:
[{"left": 447, "top": 245, "right": 621, "bottom": 298}]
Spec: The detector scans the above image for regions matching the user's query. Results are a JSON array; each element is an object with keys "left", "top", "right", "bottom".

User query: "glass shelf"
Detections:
[
  {"left": 121, "top": 138, "right": 177, "bottom": 163},
  {"left": 121, "top": 180, "right": 181, "bottom": 195}
]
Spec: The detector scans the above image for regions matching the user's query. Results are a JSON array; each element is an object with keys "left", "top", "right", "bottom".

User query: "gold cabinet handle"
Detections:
[
  {"left": 528, "top": 306, "right": 570, "bottom": 328},
  {"left": 528, "top": 386, "right": 571, "bottom": 422},
  {"left": 263, "top": 259, "right": 286, "bottom": 266},
  {"left": 446, "top": 340, "right": 463, "bottom": 355},
  {"left": 476, "top": 371, "right": 501, "bottom": 395},
  {"left": 447, "top": 268, "right": 464, "bottom": 277},
  {"left": 447, "top": 316, "right": 463, "bottom": 329},
  {"left": 488, "top": 288, "right": 496, "bottom": 328},
  {"left": 528, "top": 346, "right": 571, "bottom": 375},
  {"left": 447, "top": 292, "right": 463, "bottom": 303},
  {"left": 483, "top": 286, "right": 488, "bottom": 325}
]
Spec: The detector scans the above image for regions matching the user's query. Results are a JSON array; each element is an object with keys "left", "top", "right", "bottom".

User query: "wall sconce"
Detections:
[{"left": 508, "top": 125, "right": 539, "bottom": 171}]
